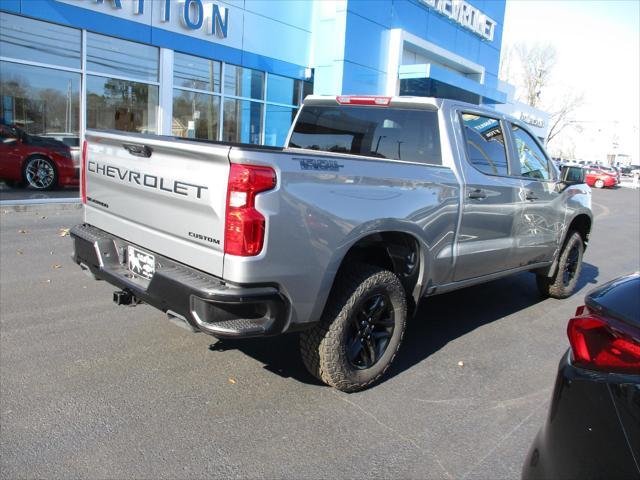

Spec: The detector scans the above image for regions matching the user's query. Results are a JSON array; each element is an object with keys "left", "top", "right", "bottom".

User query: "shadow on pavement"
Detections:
[{"left": 208, "top": 264, "right": 599, "bottom": 388}]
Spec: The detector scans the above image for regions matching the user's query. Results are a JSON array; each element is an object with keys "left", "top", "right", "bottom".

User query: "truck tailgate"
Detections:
[{"left": 83, "top": 131, "right": 229, "bottom": 277}]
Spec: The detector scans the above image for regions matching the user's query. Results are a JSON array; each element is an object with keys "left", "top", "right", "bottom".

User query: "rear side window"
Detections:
[
  {"left": 460, "top": 113, "right": 509, "bottom": 176},
  {"left": 511, "top": 124, "right": 551, "bottom": 180},
  {"left": 289, "top": 106, "right": 441, "bottom": 165}
]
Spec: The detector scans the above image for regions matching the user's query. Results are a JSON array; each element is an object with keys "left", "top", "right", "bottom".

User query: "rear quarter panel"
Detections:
[{"left": 224, "top": 148, "right": 460, "bottom": 327}]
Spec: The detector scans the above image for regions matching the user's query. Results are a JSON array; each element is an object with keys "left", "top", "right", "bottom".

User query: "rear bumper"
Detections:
[
  {"left": 71, "top": 224, "right": 289, "bottom": 338},
  {"left": 522, "top": 352, "right": 639, "bottom": 480}
]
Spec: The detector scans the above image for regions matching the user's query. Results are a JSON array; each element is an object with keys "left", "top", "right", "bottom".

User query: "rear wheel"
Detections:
[
  {"left": 23, "top": 156, "right": 57, "bottom": 190},
  {"left": 594, "top": 179, "right": 605, "bottom": 189},
  {"left": 537, "top": 231, "right": 584, "bottom": 299},
  {"left": 300, "top": 264, "right": 407, "bottom": 392}
]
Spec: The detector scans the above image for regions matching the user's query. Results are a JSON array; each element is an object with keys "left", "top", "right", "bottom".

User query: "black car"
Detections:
[{"left": 523, "top": 273, "right": 640, "bottom": 480}]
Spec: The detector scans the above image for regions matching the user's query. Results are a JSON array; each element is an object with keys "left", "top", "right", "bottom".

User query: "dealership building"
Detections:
[{"left": 0, "top": 0, "right": 549, "bottom": 151}]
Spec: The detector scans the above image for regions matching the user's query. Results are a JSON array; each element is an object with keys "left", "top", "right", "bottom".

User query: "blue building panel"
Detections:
[
  {"left": 477, "top": 44, "right": 501, "bottom": 77},
  {"left": 425, "top": 12, "right": 458, "bottom": 48},
  {"left": 391, "top": 0, "right": 429, "bottom": 39},
  {"left": 455, "top": 28, "right": 481, "bottom": 63},
  {"left": 341, "top": 61, "right": 387, "bottom": 95},
  {"left": 347, "top": 0, "right": 392, "bottom": 29},
  {"left": 243, "top": 0, "right": 314, "bottom": 33},
  {"left": 242, "top": 11, "right": 311, "bottom": 68},
  {"left": 343, "top": 12, "right": 389, "bottom": 73},
  {"left": 0, "top": 0, "right": 20, "bottom": 14}
]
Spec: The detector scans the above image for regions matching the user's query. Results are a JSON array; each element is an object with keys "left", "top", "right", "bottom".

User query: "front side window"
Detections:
[
  {"left": 460, "top": 113, "right": 509, "bottom": 176},
  {"left": 511, "top": 124, "right": 551, "bottom": 180},
  {"left": 289, "top": 106, "right": 441, "bottom": 164}
]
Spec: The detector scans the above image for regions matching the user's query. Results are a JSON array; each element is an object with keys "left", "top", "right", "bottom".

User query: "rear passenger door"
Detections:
[
  {"left": 453, "top": 112, "right": 525, "bottom": 281},
  {"left": 507, "top": 123, "right": 565, "bottom": 266}
]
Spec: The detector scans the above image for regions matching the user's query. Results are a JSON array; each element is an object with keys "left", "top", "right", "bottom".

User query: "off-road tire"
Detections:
[
  {"left": 299, "top": 264, "right": 407, "bottom": 392},
  {"left": 536, "top": 231, "right": 584, "bottom": 299}
]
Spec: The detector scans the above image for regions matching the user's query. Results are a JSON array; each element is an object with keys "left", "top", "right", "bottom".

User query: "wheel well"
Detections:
[
  {"left": 336, "top": 232, "right": 421, "bottom": 309},
  {"left": 568, "top": 214, "right": 591, "bottom": 246}
]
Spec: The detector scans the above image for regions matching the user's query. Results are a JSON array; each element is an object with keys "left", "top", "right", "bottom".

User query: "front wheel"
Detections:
[
  {"left": 594, "top": 179, "right": 605, "bottom": 189},
  {"left": 23, "top": 156, "right": 57, "bottom": 190},
  {"left": 536, "top": 231, "right": 584, "bottom": 299},
  {"left": 300, "top": 264, "right": 407, "bottom": 392}
]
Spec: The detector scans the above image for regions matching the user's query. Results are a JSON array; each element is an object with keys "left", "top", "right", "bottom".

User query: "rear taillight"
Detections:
[
  {"left": 568, "top": 305, "right": 640, "bottom": 374},
  {"left": 224, "top": 163, "right": 276, "bottom": 256},
  {"left": 81, "top": 139, "right": 87, "bottom": 204}
]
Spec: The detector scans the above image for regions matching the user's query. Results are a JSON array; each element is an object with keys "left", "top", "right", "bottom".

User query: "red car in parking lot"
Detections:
[
  {"left": 583, "top": 167, "right": 617, "bottom": 189},
  {"left": 0, "top": 124, "right": 79, "bottom": 190}
]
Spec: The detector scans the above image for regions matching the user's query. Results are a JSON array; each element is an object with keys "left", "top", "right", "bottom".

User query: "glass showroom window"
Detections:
[
  {"left": 264, "top": 104, "right": 295, "bottom": 146},
  {"left": 0, "top": 61, "right": 80, "bottom": 136},
  {"left": 0, "top": 12, "right": 81, "bottom": 68},
  {"left": 86, "top": 33, "right": 159, "bottom": 134},
  {"left": 223, "top": 98, "right": 262, "bottom": 144},
  {"left": 172, "top": 52, "right": 221, "bottom": 140},
  {"left": 263, "top": 73, "right": 303, "bottom": 146}
]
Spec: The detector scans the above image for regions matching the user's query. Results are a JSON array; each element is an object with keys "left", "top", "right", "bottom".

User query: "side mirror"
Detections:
[{"left": 560, "top": 165, "right": 585, "bottom": 185}]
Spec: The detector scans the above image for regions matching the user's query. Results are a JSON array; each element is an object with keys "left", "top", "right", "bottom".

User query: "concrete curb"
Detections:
[{"left": 1, "top": 201, "right": 82, "bottom": 213}]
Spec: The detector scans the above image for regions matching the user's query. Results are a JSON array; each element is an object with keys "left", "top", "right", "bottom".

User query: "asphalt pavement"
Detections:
[{"left": 1, "top": 188, "right": 639, "bottom": 479}]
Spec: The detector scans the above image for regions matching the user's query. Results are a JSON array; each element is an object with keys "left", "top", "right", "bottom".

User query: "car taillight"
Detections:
[
  {"left": 224, "top": 163, "right": 276, "bottom": 256},
  {"left": 81, "top": 140, "right": 87, "bottom": 204},
  {"left": 568, "top": 305, "right": 640, "bottom": 374},
  {"left": 336, "top": 95, "right": 391, "bottom": 106}
]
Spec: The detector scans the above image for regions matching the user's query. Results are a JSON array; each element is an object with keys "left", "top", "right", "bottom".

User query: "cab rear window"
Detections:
[{"left": 289, "top": 106, "right": 442, "bottom": 165}]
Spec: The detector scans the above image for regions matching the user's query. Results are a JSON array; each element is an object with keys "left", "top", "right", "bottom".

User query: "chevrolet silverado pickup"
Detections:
[{"left": 71, "top": 95, "right": 593, "bottom": 392}]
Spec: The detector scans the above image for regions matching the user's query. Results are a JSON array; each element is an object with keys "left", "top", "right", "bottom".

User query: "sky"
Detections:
[{"left": 501, "top": 0, "right": 640, "bottom": 162}]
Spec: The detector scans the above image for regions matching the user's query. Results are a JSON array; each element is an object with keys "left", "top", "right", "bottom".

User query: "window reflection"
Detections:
[
  {"left": 86, "top": 76, "right": 158, "bottom": 134},
  {"left": 224, "top": 65, "right": 264, "bottom": 100},
  {"left": 87, "top": 32, "right": 159, "bottom": 82},
  {"left": 0, "top": 13, "right": 81, "bottom": 69},
  {"left": 0, "top": 61, "right": 80, "bottom": 136},
  {"left": 265, "top": 105, "right": 295, "bottom": 146},
  {"left": 223, "top": 99, "right": 262, "bottom": 144},
  {"left": 267, "top": 74, "right": 300, "bottom": 105},
  {"left": 174, "top": 52, "right": 220, "bottom": 92},
  {"left": 172, "top": 90, "right": 220, "bottom": 140}
]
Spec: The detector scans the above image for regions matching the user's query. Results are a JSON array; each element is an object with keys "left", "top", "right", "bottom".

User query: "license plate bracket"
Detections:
[{"left": 127, "top": 246, "right": 155, "bottom": 280}]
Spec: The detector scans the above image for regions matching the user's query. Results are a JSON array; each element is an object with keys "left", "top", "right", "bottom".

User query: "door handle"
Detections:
[
  {"left": 467, "top": 188, "right": 487, "bottom": 200},
  {"left": 525, "top": 191, "right": 538, "bottom": 201}
]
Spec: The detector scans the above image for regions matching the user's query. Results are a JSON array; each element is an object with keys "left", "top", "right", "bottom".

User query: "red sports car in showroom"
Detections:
[
  {"left": 0, "top": 124, "right": 79, "bottom": 190},
  {"left": 583, "top": 167, "right": 617, "bottom": 189}
]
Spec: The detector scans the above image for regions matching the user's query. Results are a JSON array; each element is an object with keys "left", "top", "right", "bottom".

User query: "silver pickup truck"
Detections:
[{"left": 71, "top": 95, "right": 592, "bottom": 392}]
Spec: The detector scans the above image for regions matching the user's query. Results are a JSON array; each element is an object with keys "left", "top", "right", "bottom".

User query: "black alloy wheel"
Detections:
[
  {"left": 346, "top": 293, "right": 395, "bottom": 369},
  {"left": 563, "top": 243, "right": 581, "bottom": 287}
]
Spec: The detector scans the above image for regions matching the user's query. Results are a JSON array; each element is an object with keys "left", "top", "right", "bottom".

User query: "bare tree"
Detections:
[
  {"left": 514, "top": 42, "right": 557, "bottom": 108},
  {"left": 546, "top": 92, "right": 584, "bottom": 145}
]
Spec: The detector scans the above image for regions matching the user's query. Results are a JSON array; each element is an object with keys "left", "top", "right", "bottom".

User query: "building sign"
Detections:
[
  {"left": 419, "top": 0, "right": 496, "bottom": 41},
  {"left": 55, "top": 0, "right": 236, "bottom": 45}
]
